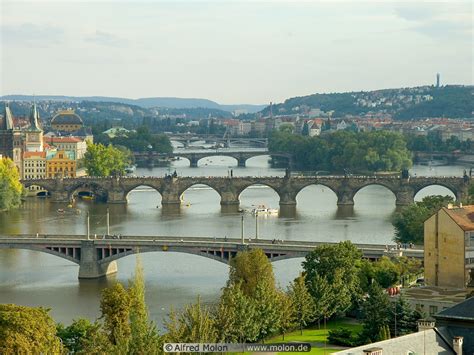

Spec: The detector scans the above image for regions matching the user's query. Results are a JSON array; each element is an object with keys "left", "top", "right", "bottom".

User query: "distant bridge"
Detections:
[
  {"left": 0, "top": 234, "right": 423, "bottom": 278},
  {"left": 21, "top": 175, "right": 470, "bottom": 207},
  {"left": 133, "top": 149, "right": 288, "bottom": 168},
  {"left": 166, "top": 134, "right": 268, "bottom": 148}
]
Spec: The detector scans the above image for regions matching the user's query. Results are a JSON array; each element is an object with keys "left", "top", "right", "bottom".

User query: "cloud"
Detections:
[
  {"left": 84, "top": 30, "right": 127, "bottom": 47},
  {"left": 1, "top": 23, "right": 64, "bottom": 46},
  {"left": 394, "top": 3, "right": 472, "bottom": 39}
]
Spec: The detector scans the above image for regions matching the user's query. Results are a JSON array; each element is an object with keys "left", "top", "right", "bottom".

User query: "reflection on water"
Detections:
[{"left": 0, "top": 157, "right": 466, "bottom": 326}]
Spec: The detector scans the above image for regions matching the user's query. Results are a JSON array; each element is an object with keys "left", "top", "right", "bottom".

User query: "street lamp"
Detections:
[{"left": 255, "top": 211, "right": 259, "bottom": 240}]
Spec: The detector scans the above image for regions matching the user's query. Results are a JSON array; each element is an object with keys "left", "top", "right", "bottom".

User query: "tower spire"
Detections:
[
  {"left": 29, "top": 101, "right": 42, "bottom": 131},
  {"left": 2, "top": 102, "right": 14, "bottom": 130}
]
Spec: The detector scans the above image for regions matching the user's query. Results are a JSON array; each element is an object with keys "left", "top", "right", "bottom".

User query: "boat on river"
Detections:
[{"left": 251, "top": 205, "right": 278, "bottom": 216}]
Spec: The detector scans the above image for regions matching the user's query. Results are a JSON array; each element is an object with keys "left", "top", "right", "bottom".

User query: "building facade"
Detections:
[
  {"left": 46, "top": 150, "right": 76, "bottom": 178},
  {"left": 424, "top": 205, "right": 474, "bottom": 289},
  {"left": 44, "top": 136, "right": 87, "bottom": 160}
]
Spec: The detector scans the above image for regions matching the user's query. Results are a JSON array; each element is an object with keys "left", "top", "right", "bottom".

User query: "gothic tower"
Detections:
[{"left": 25, "top": 102, "right": 43, "bottom": 152}]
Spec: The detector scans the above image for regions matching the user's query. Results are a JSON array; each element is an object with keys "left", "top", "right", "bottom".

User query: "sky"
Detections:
[{"left": 0, "top": 1, "right": 472, "bottom": 104}]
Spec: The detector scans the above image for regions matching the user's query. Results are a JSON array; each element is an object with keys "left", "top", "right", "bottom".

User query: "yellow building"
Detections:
[
  {"left": 50, "top": 110, "right": 84, "bottom": 132},
  {"left": 46, "top": 150, "right": 76, "bottom": 178},
  {"left": 424, "top": 205, "right": 474, "bottom": 289}
]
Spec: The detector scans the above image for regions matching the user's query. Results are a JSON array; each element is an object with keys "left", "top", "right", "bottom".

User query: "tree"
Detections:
[
  {"left": 393, "top": 195, "right": 454, "bottom": 244},
  {"left": 303, "top": 241, "right": 362, "bottom": 316},
  {"left": 288, "top": 275, "right": 315, "bottom": 335},
  {"left": 229, "top": 248, "right": 276, "bottom": 297},
  {"left": 100, "top": 283, "right": 131, "bottom": 346},
  {"left": 253, "top": 283, "right": 284, "bottom": 341},
  {"left": 302, "top": 121, "right": 310, "bottom": 136},
  {"left": 0, "top": 157, "right": 23, "bottom": 211},
  {"left": 358, "top": 282, "right": 390, "bottom": 344},
  {"left": 0, "top": 304, "right": 63, "bottom": 354},
  {"left": 388, "top": 296, "right": 422, "bottom": 337},
  {"left": 164, "top": 296, "right": 217, "bottom": 343},
  {"left": 128, "top": 257, "right": 162, "bottom": 354},
  {"left": 84, "top": 143, "right": 130, "bottom": 176},
  {"left": 57, "top": 318, "right": 97, "bottom": 354},
  {"left": 214, "top": 283, "right": 259, "bottom": 343},
  {"left": 277, "top": 293, "right": 294, "bottom": 340},
  {"left": 373, "top": 256, "right": 401, "bottom": 288}
]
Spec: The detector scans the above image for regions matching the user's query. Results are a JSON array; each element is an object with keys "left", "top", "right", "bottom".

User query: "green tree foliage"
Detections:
[
  {"left": 288, "top": 275, "right": 315, "bottom": 335},
  {"left": 216, "top": 248, "right": 285, "bottom": 342},
  {"left": 0, "top": 304, "right": 63, "bottom": 354},
  {"left": 358, "top": 282, "right": 390, "bottom": 344},
  {"left": 164, "top": 296, "right": 217, "bottom": 344},
  {"left": 84, "top": 142, "right": 130, "bottom": 176},
  {"left": 128, "top": 258, "right": 162, "bottom": 354},
  {"left": 392, "top": 195, "right": 454, "bottom": 244},
  {"left": 111, "top": 126, "right": 173, "bottom": 153},
  {"left": 388, "top": 296, "right": 422, "bottom": 337},
  {"left": 100, "top": 283, "right": 132, "bottom": 346},
  {"left": 57, "top": 318, "right": 97, "bottom": 354},
  {"left": 269, "top": 130, "right": 412, "bottom": 172},
  {"left": 303, "top": 241, "right": 362, "bottom": 318},
  {"left": 327, "top": 328, "right": 357, "bottom": 347},
  {"left": 215, "top": 283, "right": 259, "bottom": 343},
  {"left": 0, "top": 157, "right": 23, "bottom": 211},
  {"left": 229, "top": 248, "right": 276, "bottom": 297}
]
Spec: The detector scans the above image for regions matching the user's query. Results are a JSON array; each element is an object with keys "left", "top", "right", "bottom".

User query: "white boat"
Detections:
[
  {"left": 252, "top": 205, "right": 278, "bottom": 215},
  {"left": 125, "top": 165, "right": 136, "bottom": 173}
]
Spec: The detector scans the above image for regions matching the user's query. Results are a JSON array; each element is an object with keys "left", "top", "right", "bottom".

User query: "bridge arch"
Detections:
[
  {"left": 414, "top": 184, "right": 457, "bottom": 201},
  {"left": 0, "top": 244, "right": 80, "bottom": 265},
  {"left": 69, "top": 182, "right": 109, "bottom": 202},
  {"left": 125, "top": 184, "right": 163, "bottom": 207},
  {"left": 238, "top": 183, "right": 281, "bottom": 209},
  {"left": 295, "top": 184, "right": 338, "bottom": 210},
  {"left": 178, "top": 182, "right": 222, "bottom": 210},
  {"left": 195, "top": 155, "right": 239, "bottom": 167},
  {"left": 353, "top": 183, "right": 397, "bottom": 206}
]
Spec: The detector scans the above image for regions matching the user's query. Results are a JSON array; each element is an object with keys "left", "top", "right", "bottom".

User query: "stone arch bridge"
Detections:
[
  {"left": 0, "top": 235, "right": 423, "bottom": 279},
  {"left": 22, "top": 175, "right": 470, "bottom": 207},
  {"left": 133, "top": 150, "right": 290, "bottom": 168}
]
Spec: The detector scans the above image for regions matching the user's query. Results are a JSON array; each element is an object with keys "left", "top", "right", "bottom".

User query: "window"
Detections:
[{"left": 429, "top": 305, "right": 438, "bottom": 315}]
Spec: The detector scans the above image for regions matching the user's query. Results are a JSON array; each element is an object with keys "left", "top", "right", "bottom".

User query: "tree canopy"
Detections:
[
  {"left": 392, "top": 195, "right": 454, "bottom": 244},
  {"left": 84, "top": 143, "right": 132, "bottom": 176},
  {"left": 269, "top": 130, "right": 412, "bottom": 172},
  {"left": 0, "top": 158, "right": 23, "bottom": 211}
]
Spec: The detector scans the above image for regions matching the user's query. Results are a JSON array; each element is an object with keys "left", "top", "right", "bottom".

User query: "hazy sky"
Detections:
[{"left": 1, "top": 1, "right": 472, "bottom": 104}]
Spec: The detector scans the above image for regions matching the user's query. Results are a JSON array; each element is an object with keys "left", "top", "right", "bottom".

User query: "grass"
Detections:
[{"left": 234, "top": 318, "right": 362, "bottom": 355}]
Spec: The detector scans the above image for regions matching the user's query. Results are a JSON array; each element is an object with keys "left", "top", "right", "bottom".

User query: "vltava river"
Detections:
[{"left": 0, "top": 155, "right": 465, "bottom": 327}]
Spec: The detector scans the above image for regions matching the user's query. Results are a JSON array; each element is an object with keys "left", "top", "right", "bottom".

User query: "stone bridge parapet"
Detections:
[{"left": 21, "top": 175, "right": 470, "bottom": 207}]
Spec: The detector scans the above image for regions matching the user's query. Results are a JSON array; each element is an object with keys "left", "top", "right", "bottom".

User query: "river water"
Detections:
[{"left": 0, "top": 154, "right": 466, "bottom": 327}]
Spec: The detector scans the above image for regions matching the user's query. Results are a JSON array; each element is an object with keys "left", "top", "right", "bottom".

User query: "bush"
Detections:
[{"left": 327, "top": 327, "right": 356, "bottom": 346}]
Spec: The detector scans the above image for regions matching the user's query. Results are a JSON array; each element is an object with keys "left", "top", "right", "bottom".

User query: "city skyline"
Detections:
[{"left": 1, "top": 1, "right": 472, "bottom": 104}]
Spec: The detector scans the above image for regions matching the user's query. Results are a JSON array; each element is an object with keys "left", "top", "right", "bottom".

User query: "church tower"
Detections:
[
  {"left": 25, "top": 102, "right": 43, "bottom": 152},
  {"left": 0, "top": 103, "right": 15, "bottom": 158}
]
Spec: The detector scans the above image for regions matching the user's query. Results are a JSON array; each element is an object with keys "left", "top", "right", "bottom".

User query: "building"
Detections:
[
  {"left": 24, "top": 103, "right": 44, "bottom": 153},
  {"left": 46, "top": 150, "right": 76, "bottom": 178},
  {"left": 424, "top": 205, "right": 474, "bottom": 289},
  {"left": 44, "top": 136, "right": 87, "bottom": 160},
  {"left": 50, "top": 110, "right": 84, "bottom": 132},
  {"left": 0, "top": 104, "right": 23, "bottom": 174},
  {"left": 334, "top": 297, "right": 474, "bottom": 355},
  {"left": 23, "top": 151, "right": 46, "bottom": 179}
]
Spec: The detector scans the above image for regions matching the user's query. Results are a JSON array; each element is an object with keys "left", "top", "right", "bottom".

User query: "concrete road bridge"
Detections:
[
  {"left": 0, "top": 234, "right": 423, "bottom": 278},
  {"left": 21, "top": 175, "right": 470, "bottom": 207},
  {"left": 133, "top": 149, "right": 287, "bottom": 168}
]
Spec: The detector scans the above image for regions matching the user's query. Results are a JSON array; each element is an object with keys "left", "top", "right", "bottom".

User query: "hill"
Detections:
[
  {"left": 0, "top": 95, "right": 265, "bottom": 113},
  {"left": 260, "top": 85, "right": 473, "bottom": 120}
]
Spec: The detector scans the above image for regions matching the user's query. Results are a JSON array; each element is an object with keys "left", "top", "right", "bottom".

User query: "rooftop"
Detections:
[
  {"left": 435, "top": 297, "right": 474, "bottom": 322},
  {"left": 442, "top": 205, "right": 474, "bottom": 231}
]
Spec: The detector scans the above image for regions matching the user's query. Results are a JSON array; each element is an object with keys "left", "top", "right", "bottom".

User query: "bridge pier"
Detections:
[
  {"left": 395, "top": 188, "right": 415, "bottom": 206},
  {"left": 78, "top": 241, "right": 117, "bottom": 279},
  {"left": 337, "top": 190, "right": 355, "bottom": 206},
  {"left": 190, "top": 156, "right": 199, "bottom": 168},
  {"left": 220, "top": 190, "right": 240, "bottom": 206},
  {"left": 237, "top": 157, "right": 246, "bottom": 168},
  {"left": 50, "top": 190, "right": 71, "bottom": 203},
  {"left": 108, "top": 190, "right": 127, "bottom": 204}
]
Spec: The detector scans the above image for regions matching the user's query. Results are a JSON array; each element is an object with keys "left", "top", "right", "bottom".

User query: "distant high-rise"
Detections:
[{"left": 436, "top": 73, "right": 440, "bottom": 88}]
